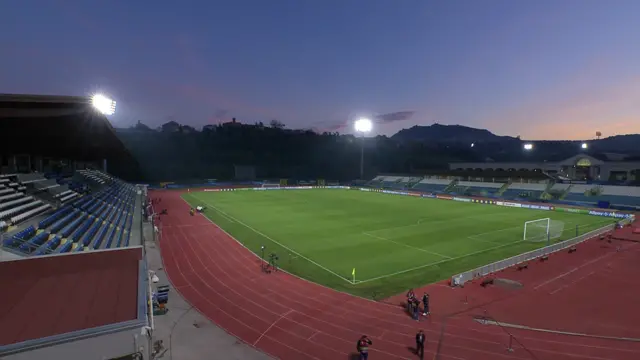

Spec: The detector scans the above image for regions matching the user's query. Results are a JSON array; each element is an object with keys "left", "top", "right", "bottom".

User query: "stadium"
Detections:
[{"left": 2, "top": 95, "right": 640, "bottom": 360}]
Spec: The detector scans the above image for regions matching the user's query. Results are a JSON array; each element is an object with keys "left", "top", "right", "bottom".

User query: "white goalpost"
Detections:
[{"left": 523, "top": 218, "right": 565, "bottom": 243}]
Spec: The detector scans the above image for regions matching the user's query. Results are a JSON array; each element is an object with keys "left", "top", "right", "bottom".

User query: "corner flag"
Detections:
[{"left": 352, "top": 268, "right": 356, "bottom": 284}]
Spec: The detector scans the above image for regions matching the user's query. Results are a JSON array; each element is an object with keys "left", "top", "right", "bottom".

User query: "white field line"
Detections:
[
  {"left": 195, "top": 197, "right": 353, "bottom": 284},
  {"left": 356, "top": 218, "right": 613, "bottom": 284},
  {"left": 354, "top": 239, "right": 527, "bottom": 284},
  {"left": 362, "top": 232, "right": 452, "bottom": 259},
  {"left": 214, "top": 210, "right": 235, "bottom": 223},
  {"left": 368, "top": 211, "right": 508, "bottom": 235},
  {"left": 363, "top": 232, "right": 451, "bottom": 259},
  {"left": 179, "top": 196, "right": 402, "bottom": 310}
]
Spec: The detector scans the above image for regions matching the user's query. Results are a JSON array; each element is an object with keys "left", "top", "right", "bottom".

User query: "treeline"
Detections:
[
  {"left": 114, "top": 122, "right": 478, "bottom": 182},
  {"left": 113, "top": 120, "right": 640, "bottom": 183}
]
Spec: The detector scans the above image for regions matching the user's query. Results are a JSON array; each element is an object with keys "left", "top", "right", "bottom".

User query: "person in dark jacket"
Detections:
[
  {"left": 357, "top": 335, "right": 372, "bottom": 360},
  {"left": 415, "top": 330, "right": 425, "bottom": 358},
  {"left": 422, "top": 293, "right": 430, "bottom": 316},
  {"left": 412, "top": 297, "right": 420, "bottom": 320}
]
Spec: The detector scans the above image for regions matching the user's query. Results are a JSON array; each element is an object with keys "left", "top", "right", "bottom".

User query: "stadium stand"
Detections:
[
  {"left": 2, "top": 171, "right": 137, "bottom": 256},
  {"left": 0, "top": 94, "right": 150, "bottom": 360},
  {"left": 412, "top": 178, "right": 451, "bottom": 193}
]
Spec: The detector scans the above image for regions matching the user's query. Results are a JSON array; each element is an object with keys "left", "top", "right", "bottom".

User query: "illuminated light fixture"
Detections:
[
  {"left": 354, "top": 118, "right": 372, "bottom": 180},
  {"left": 92, "top": 94, "right": 117, "bottom": 115},
  {"left": 523, "top": 143, "right": 533, "bottom": 150},
  {"left": 354, "top": 118, "right": 372, "bottom": 133},
  {"left": 581, "top": 142, "right": 588, "bottom": 149},
  {"left": 470, "top": 143, "right": 475, "bottom": 148}
]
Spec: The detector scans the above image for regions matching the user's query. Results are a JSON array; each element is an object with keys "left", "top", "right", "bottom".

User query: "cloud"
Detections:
[{"left": 374, "top": 111, "right": 415, "bottom": 123}]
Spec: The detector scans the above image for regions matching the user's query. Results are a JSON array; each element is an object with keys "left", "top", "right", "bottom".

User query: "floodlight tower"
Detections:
[
  {"left": 91, "top": 94, "right": 117, "bottom": 115},
  {"left": 354, "top": 118, "right": 372, "bottom": 180}
]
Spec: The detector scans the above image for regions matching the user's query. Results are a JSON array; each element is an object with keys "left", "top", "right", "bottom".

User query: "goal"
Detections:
[
  {"left": 523, "top": 218, "right": 565, "bottom": 242},
  {"left": 261, "top": 182, "right": 280, "bottom": 189}
]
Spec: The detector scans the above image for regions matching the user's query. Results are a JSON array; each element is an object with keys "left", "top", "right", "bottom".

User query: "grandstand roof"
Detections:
[
  {"left": 0, "top": 247, "right": 142, "bottom": 349},
  {"left": 0, "top": 93, "right": 133, "bottom": 162}
]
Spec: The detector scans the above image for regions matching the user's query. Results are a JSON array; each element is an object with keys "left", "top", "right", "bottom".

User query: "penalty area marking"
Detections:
[
  {"left": 189, "top": 195, "right": 354, "bottom": 284},
  {"left": 353, "top": 238, "right": 527, "bottom": 284},
  {"left": 362, "top": 232, "right": 452, "bottom": 259},
  {"left": 356, "top": 220, "right": 613, "bottom": 284}
]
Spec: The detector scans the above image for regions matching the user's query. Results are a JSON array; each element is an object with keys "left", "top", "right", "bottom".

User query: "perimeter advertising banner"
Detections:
[
  {"left": 496, "top": 201, "right": 522, "bottom": 208},
  {"left": 555, "top": 207, "right": 588, "bottom": 215},
  {"left": 472, "top": 199, "right": 497, "bottom": 205},
  {"left": 520, "top": 204, "right": 553, "bottom": 211}
]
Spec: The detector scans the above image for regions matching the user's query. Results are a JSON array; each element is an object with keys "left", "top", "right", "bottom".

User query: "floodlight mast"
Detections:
[{"left": 354, "top": 118, "right": 372, "bottom": 179}]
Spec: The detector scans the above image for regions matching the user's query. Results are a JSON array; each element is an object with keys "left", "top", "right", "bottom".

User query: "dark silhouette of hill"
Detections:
[
  {"left": 112, "top": 120, "right": 640, "bottom": 182},
  {"left": 392, "top": 123, "right": 519, "bottom": 143}
]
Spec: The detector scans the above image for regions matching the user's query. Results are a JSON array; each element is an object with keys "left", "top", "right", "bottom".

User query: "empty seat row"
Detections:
[{"left": 0, "top": 200, "right": 43, "bottom": 220}]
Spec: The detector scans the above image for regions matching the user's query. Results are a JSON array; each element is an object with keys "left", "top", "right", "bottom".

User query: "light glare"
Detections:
[
  {"left": 354, "top": 118, "right": 372, "bottom": 133},
  {"left": 581, "top": 143, "right": 588, "bottom": 149},
  {"left": 523, "top": 143, "right": 533, "bottom": 150},
  {"left": 92, "top": 94, "right": 116, "bottom": 115}
]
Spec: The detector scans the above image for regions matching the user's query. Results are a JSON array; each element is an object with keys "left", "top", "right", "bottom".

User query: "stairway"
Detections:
[
  {"left": 496, "top": 181, "right": 511, "bottom": 196},
  {"left": 559, "top": 184, "right": 573, "bottom": 200},
  {"left": 443, "top": 179, "right": 458, "bottom": 193}
]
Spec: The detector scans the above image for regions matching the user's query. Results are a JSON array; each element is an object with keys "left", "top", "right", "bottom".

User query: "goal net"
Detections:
[
  {"left": 523, "top": 218, "right": 565, "bottom": 242},
  {"left": 261, "top": 182, "right": 280, "bottom": 189}
]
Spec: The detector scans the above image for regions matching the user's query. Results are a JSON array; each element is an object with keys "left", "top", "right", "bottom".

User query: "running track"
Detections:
[{"left": 154, "top": 190, "right": 640, "bottom": 359}]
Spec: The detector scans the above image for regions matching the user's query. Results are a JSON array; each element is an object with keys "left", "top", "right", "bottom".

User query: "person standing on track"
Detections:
[
  {"left": 357, "top": 335, "right": 372, "bottom": 360},
  {"left": 422, "top": 293, "right": 430, "bottom": 316},
  {"left": 415, "top": 330, "right": 425, "bottom": 359}
]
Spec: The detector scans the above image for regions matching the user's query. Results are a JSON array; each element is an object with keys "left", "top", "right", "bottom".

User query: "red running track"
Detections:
[{"left": 155, "top": 190, "right": 640, "bottom": 360}]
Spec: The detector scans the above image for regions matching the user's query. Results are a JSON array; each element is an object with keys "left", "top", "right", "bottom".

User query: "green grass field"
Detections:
[{"left": 184, "top": 189, "right": 615, "bottom": 299}]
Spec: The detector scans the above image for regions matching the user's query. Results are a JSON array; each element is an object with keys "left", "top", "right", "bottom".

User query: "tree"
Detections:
[{"left": 269, "top": 119, "right": 285, "bottom": 129}]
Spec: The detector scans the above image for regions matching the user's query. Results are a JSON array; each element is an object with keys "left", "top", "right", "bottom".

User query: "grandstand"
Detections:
[
  {"left": 366, "top": 153, "right": 640, "bottom": 209},
  {"left": 0, "top": 94, "right": 150, "bottom": 360}
]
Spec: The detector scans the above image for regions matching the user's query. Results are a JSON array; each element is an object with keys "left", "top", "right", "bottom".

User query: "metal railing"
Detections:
[{"left": 452, "top": 222, "right": 619, "bottom": 286}]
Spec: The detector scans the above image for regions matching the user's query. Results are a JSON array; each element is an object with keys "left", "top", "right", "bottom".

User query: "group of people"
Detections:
[
  {"left": 357, "top": 329, "right": 426, "bottom": 359},
  {"left": 355, "top": 289, "right": 430, "bottom": 359},
  {"left": 406, "top": 289, "right": 430, "bottom": 320}
]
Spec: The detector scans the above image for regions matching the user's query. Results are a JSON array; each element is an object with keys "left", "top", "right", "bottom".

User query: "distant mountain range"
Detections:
[
  {"left": 391, "top": 123, "right": 640, "bottom": 155},
  {"left": 392, "top": 124, "right": 519, "bottom": 143}
]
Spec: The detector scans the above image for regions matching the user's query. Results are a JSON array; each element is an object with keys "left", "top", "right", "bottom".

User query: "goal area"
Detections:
[{"left": 523, "top": 218, "right": 565, "bottom": 242}]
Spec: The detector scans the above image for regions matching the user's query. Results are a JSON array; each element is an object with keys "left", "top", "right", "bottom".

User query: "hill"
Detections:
[{"left": 391, "top": 123, "right": 519, "bottom": 144}]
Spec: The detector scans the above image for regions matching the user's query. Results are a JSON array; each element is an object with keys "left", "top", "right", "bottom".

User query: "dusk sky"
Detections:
[{"left": 2, "top": 0, "right": 639, "bottom": 139}]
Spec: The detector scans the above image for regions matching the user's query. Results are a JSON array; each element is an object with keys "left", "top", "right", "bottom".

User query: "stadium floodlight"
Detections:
[
  {"left": 354, "top": 118, "right": 373, "bottom": 133},
  {"left": 91, "top": 94, "right": 117, "bottom": 115},
  {"left": 581, "top": 142, "right": 588, "bottom": 149},
  {"left": 523, "top": 143, "right": 533, "bottom": 150},
  {"left": 470, "top": 143, "right": 475, "bottom": 148},
  {"left": 354, "top": 118, "right": 372, "bottom": 179}
]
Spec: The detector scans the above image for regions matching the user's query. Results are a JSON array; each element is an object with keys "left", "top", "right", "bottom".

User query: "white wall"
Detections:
[
  {"left": 508, "top": 183, "right": 546, "bottom": 191},
  {"left": 567, "top": 184, "right": 593, "bottom": 193},
  {"left": 602, "top": 185, "right": 640, "bottom": 197},
  {"left": 551, "top": 184, "right": 571, "bottom": 191},
  {"left": 458, "top": 181, "right": 502, "bottom": 189},
  {"left": 420, "top": 178, "right": 451, "bottom": 185}
]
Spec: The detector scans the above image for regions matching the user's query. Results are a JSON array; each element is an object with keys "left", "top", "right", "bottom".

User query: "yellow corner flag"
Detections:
[{"left": 352, "top": 268, "right": 356, "bottom": 284}]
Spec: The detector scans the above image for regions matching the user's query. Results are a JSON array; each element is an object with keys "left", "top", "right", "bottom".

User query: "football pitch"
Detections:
[{"left": 183, "top": 189, "right": 615, "bottom": 299}]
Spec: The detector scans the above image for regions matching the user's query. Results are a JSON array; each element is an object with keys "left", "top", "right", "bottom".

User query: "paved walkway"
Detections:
[{"left": 145, "top": 224, "right": 271, "bottom": 360}]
